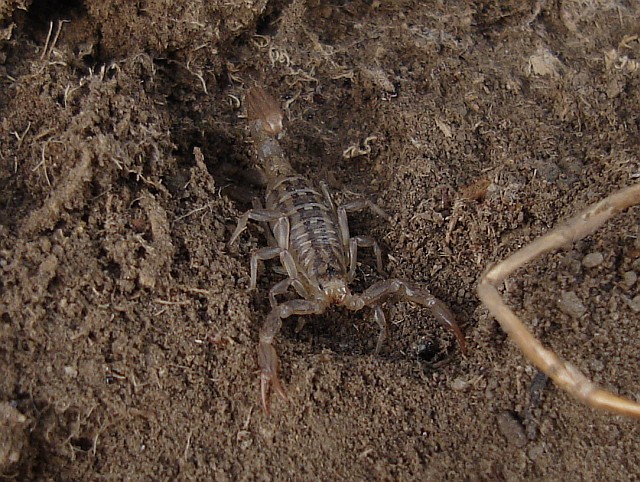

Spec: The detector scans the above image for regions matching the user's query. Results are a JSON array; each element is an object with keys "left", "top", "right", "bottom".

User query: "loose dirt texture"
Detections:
[{"left": 1, "top": 0, "right": 639, "bottom": 479}]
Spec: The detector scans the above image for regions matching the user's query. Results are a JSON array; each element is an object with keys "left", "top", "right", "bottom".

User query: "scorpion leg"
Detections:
[
  {"left": 241, "top": 214, "right": 297, "bottom": 289},
  {"left": 229, "top": 208, "right": 283, "bottom": 245},
  {"left": 250, "top": 245, "right": 298, "bottom": 290},
  {"left": 340, "top": 198, "right": 391, "bottom": 222},
  {"left": 271, "top": 216, "right": 299, "bottom": 281},
  {"left": 259, "top": 298, "right": 325, "bottom": 412},
  {"left": 359, "top": 279, "right": 466, "bottom": 354},
  {"left": 268, "top": 277, "right": 309, "bottom": 309},
  {"left": 337, "top": 203, "right": 387, "bottom": 280},
  {"left": 348, "top": 235, "right": 385, "bottom": 281},
  {"left": 337, "top": 197, "right": 390, "bottom": 253},
  {"left": 250, "top": 247, "right": 281, "bottom": 289},
  {"left": 252, "top": 197, "right": 277, "bottom": 247},
  {"left": 320, "top": 181, "right": 336, "bottom": 212}
]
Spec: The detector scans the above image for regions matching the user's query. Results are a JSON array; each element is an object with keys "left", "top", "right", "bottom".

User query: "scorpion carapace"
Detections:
[{"left": 230, "top": 86, "right": 466, "bottom": 412}]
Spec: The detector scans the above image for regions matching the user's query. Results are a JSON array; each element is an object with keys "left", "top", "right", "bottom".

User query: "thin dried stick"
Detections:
[{"left": 478, "top": 183, "right": 640, "bottom": 418}]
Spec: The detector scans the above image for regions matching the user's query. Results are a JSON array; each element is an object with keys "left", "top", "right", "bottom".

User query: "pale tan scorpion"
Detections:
[{"left": 230, "top": 87, "right": 466, "bottom": 411}]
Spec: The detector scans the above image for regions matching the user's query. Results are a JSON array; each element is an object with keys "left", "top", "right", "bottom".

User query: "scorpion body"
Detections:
[{"left": 230, "top": 87, "right": 466, "bottom": 411}]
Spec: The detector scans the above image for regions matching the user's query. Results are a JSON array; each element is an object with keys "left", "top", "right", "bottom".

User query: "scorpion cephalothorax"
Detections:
[{"left": 230, "top": 86, "right": 466, "bottom": 412}]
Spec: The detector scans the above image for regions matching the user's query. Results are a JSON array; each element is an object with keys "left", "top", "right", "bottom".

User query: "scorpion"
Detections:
[{"left": 230, "top": 87, "right": 466, "bottom": 412}]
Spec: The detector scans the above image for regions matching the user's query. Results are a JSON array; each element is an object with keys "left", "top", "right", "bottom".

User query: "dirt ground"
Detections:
[{"left": 1, "top": 0, "right": 639, "bottom": 479}]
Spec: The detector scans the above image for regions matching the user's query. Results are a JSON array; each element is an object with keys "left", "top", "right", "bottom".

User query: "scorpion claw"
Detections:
[
  {"left": 258, "top": 341, "right": 288, "bottom": 413},
  {"left": 430, "top": 299, "right": 467, "bottom": 355},
  {"left": 260, "top": 372, "right": 288, "bottom": 413}
]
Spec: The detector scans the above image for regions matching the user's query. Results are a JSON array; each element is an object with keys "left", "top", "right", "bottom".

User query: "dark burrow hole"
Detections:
[{"left": 15, "top": 0, "right": 87, "bottom": 42}]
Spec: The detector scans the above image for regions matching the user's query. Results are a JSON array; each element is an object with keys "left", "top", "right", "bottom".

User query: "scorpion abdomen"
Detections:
[{"left": 267, "top": 176, "right": 347, "bottom": 281}]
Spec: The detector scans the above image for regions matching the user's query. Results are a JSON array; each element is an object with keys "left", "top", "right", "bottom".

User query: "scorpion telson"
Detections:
[{"left": 230, "top": 86, "right": 466, "bottom": 412}]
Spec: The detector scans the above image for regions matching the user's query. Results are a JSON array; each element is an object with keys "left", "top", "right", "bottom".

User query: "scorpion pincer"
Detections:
[{"left": 230, "top": 86, "right": 467, "bottom": 412}]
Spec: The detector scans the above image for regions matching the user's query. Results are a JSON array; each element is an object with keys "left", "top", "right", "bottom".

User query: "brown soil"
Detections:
[{"left": 1, "top": 0, "right": 639, "bottom": 479}]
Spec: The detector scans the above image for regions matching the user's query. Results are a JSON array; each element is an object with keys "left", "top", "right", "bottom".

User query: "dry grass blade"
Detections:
[{"left": 478, "top": 183, "right": 640, "bottom": 418}]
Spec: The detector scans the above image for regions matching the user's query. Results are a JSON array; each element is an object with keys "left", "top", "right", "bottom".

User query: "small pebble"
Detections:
[
  {"left": 0, "top": 403, "right": 28, "bottom": 473},
  {"left": 562, "top": 257, "right": 582, "bottom": 275},
  {"left": 582, "top": 252, "right": 604, "bottom": 268},
  {"left": 557, "top": 291, "right": 587, "bottom": 318},
  {"left": 589, "top": 359, "right": 604, "bottom": 373},
  {"left": 496, "top": 411, "right": 527, "bottom": 448},
  {"left": 622, "top": 271, "right": 637, "bottom": 288},
  {"left": 627, "top": 295, "right": 640, "bottom": 314},
  {"left": 450, "top": 376, "right": 471, "bottom": 391},
  {"left": 527, "top": 443, "right": 545, "bottom": 461}
]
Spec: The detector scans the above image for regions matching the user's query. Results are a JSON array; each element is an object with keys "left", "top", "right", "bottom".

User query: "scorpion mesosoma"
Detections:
[{"left": 230, "top": 87, "right": 467, "bottom": 412}]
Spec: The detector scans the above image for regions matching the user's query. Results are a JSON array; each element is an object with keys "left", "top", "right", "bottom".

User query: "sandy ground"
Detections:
[{"left": 1, "top": 0, "right": 639, "bottom": 479}]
